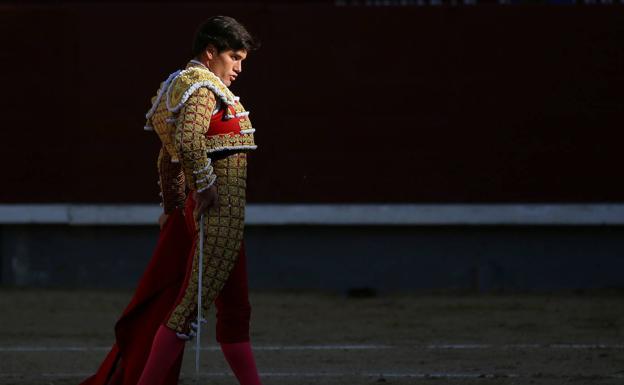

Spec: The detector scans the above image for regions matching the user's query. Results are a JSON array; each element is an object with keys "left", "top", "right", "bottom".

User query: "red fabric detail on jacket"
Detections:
[{"left": 207, "top": 104, "right": 243, "bottom": 136}]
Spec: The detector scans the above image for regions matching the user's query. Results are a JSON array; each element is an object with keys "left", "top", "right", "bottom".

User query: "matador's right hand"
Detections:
[{"left": 193, "top": 185, "right": 218, "bottom": 221}]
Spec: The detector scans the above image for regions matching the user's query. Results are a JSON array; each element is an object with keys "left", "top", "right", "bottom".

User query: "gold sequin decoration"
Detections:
[
  {"left": 205, "top": 133, "right": 257, "bottom": 153},
  {"left": 150, "top": 93, "right": 181, "bottom": 163},
  {"left": 157, "top": 147, "right": 186, "bottom": 213},
  {"left": 174, "top": 88, "right": 216, "bottom": 191},
  {"left": 166, "top": 153, "right": 248, "bottom": 334},
  {"left": 168, "top": 66, "right": 235, "bottom": 110}
]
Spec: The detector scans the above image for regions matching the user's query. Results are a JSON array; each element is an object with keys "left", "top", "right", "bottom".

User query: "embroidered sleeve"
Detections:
[
  {"left": 174, "top": 87, "right": 217, "bottom": 192},
  {"left": 157, "top": 147, "right": 186, "bottom": 214}
]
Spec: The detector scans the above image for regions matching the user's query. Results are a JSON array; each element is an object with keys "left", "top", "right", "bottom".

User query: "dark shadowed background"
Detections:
[
  {"left": 2, "top": 1, "right": 624, "bottom": 291},
  {"left": 3, "top": 1, "right": 623, "bottom": 204}
]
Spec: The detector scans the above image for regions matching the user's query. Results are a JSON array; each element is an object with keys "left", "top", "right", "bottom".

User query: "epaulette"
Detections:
[{"left": 165, "top": 67, "right": 236, "bottom": 113}]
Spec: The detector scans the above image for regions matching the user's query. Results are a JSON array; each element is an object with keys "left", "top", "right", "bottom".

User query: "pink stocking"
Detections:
[
  {"left": 220, "top": 341, "right": 262, "bottom": 385},
  {"left": 136, "top": 325, "right": 185, "bottom": 385}
]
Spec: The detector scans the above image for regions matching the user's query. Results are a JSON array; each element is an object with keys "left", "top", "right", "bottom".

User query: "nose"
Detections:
[{"left": 234, "top": 61, "right": 242, "bottom": 74}]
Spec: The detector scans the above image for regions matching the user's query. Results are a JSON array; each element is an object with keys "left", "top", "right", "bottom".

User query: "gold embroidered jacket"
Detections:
[{"left": 144, "top": 62, "right": 256, "bottom": 212}]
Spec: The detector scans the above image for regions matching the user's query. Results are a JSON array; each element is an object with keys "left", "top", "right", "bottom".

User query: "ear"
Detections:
[{"left": 205, "top": 44, "right": 216, "bottom": 60}]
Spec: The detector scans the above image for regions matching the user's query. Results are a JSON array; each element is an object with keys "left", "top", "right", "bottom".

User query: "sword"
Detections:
[{"left": 196, "top": 213, "right": 204, "bottom": 376}]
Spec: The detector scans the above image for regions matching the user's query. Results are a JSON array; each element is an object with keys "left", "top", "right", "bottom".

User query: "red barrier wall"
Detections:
[{"left": 3, "top": 3, "right": 623, "bottom": 203}]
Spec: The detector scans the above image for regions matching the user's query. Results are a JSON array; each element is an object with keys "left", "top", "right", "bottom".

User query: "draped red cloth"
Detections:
[
  {"left": 80, "top": 208, "right": 192, "bottom": 385},
  {"left": 81, "top": 192, "right": 252, "bottom": 385}
]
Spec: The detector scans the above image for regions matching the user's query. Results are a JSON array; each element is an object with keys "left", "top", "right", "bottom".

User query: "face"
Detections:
[{"left": 206, "top": 48, "right": 248, "bottom": 86}]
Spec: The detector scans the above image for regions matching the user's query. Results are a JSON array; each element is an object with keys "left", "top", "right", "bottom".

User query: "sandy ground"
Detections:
[{"left": 1, "top": 289, "right": 623, "bottom": 385}]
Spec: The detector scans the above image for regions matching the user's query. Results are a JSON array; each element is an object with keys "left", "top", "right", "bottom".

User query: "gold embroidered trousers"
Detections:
[{"left": 166, "top": 152, "right": 247, "bottom": 334}]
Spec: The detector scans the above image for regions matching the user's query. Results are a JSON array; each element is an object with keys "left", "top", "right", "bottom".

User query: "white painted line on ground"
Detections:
[
  {"left": 0, "top": 372, "right": 620, "bottom": 380},
  {"left": 230, "top": 344, "right": 393, "bottom": 351},
  {"left": 427, "top": 343, "right": 490, "bottom": 349},
  {"left": 249, "top": 372, "right": 521, "bottom": 379},
  {"left": 426, "top": 343, "right": 624, "bottom": 349},
  {"left": 550, "top": 344, "right": 624, "bottom": 349},
  {"left": 3, "top": 372, "right": 520, "bottom": 379},
  {"left": 2, "top": 343, "right": 624, "bottom": 353},
  {"left": 0, "top": 344, "right": 392, "bottom": 352},
  {"left": 0, "top": 346, "right": 107, "bottom": 352}
]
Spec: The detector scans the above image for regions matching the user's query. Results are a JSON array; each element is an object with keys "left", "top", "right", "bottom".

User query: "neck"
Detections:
[{"left": 190, "top": 59, "right": 208, "bottom": 68}]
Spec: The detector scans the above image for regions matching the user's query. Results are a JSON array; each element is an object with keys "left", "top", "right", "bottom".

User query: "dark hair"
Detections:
[{"left": 192, "top": 16, "right": 259, "bottom": 57}]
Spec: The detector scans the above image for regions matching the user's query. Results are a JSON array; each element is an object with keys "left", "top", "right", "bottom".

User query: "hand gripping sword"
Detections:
[{"left": 196, "top": 213, "right": 204, "bottom": 376}]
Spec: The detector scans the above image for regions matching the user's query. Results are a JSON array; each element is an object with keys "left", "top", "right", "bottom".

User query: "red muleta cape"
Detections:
[
  {"left": 80, "top": 203, "right": 247, "bottom": 385},
  {"left": 80, "top": 208, "right": 191, "bottom": 385}
]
